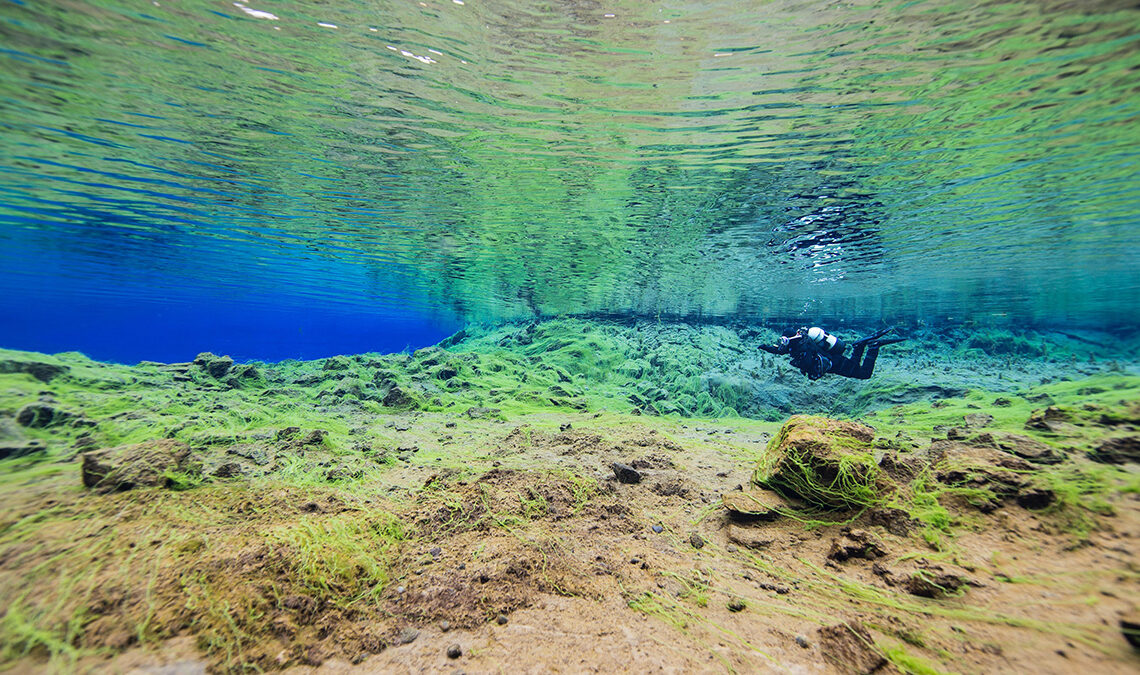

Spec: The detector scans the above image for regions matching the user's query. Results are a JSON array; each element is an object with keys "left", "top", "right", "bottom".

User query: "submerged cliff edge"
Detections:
[{"left": 1, "top": 319, "right": 1138, "bottom": 673}]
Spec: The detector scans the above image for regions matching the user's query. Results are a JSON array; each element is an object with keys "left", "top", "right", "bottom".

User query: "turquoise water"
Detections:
[{"left": 1, "top": 0, "right": 1139, "bottom": 358}]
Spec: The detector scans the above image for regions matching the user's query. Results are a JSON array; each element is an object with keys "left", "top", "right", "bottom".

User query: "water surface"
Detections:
[{"left": 2, "top": 0, "right": 1138, "bottom": 358}]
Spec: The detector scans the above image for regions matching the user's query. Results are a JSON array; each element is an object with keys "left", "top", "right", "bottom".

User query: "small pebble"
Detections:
[
  {"left": 447, "top": 643, "right": 462, "bottom": 659},
  {"left": 795, "top": 635, "right": 810, "bottom": 649},
  {"left": 398, "top": 627, "right": 419, "bottom": 644},
  {"left": 629, "top": 558, "right": 641, "bottom": 565},
  {"left": 727, "top": 598, "right": 746, "bottom": 612},
  {"left": 440, "top": 620, "right": 451, "bottom": 632},
  {"left": 689, "top": 533, "right": 705, "bottom": 549},
  {"left": 726, "top": 544, "right": 738, "bottom": 553},
  {"left": 651, "top": 524, "right": 664, "bottom": 534},
  {"left": 430, "top": 547, "right": 442, "bottom": 557},
  {"left": 496, "top": 614, "right": 509, "bottom": 625},
  {"left": 396, "top": 585, "right": 406, "bottom": 594}
]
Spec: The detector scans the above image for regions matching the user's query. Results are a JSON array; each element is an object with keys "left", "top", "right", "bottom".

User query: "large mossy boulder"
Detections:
[
  {"left": 752, "top": 416, "right": 888, "bottom": 509},
  {"left": 81, "top": 439, "right": 193, "bottom": 493}
]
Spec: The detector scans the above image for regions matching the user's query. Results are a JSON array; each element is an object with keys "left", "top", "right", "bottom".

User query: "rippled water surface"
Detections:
[{"left": 2, "top": 0, "right": 1139, "bottom": 333}]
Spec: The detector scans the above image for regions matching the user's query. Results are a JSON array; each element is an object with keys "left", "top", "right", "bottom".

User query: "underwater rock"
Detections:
[
  {"left": 932, "top": 441, "right": 1048, "bottom": 510},
  {"left": 753, "top": 416, "right": 887, "bottom": 509},
  {"left": 726, "top": 525, "right": 777, "bottom": 550},
  {"left": 1121, "top": 612, "right": 1140, "bottom": 650},
  {"left": 463, "top": 406, "right": 498, "bottom": 419},
  {"left": 867, "top": 507, "right": 914, "bottom": 536},
  {"left": 1025, "top": 406, "right": 1077, "bottom": 434},
  {"left": 0, "top": 423, "right": 47, "bottom": 460},
  {"left": 1089, "top": 436, "right": 1140, "bottom": 464},
  {"left": 81, "top": 439, "right": 192, "bottom": 492},
  {"left": 322, "top": 355, "right": 352, "bottom": 371},
  {"left": 901, "top": 567, "right": 972, "bottom": 598},
  {"left": 194, "top": 352, "right": 234, "bottom": 379},
  {"left": 212, "top": 461, "right": 246, "bottom": 478},
  {"left": 827, "top": 529, "right": 886, "bottom": 562},
  {"left": 15, "top": 403, "right": 68, "bottom": 428},
  {"left": 382, "top": 385, "right": 417, "bottom": 408},
  {"left": 436, "top": 364, "right": 459, "bottom": 380},
  {"left": 412, "top": 346, "right": 444, "bottom": 366},
  {"left": 964, "top": 412, "right": 994, "bottom": 429},
  {"left": 228, "top": 443, "right": 271, "bottom": 466},
  {"left": 721, "top": 488, "right": 785, "bottom": 522},
  {"left": 301, "top": 429, "right": 328, "bottom": 446},
  {"left": 971, "top": 431, "right": 1065, "bottom": 464},
  {"left": 611, "top": 462, "right": 642, "bottom": 484},
  {"left": 817, "top": 621, "right": 887, "bottom": 675},
  {"left": 0, "top": 358, "right": 68, "bottom": 383}
]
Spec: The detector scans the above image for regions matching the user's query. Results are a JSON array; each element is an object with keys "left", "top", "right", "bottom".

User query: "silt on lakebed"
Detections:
[{"left": 1, "top": 318, "right": 1138, "bottom": 673}]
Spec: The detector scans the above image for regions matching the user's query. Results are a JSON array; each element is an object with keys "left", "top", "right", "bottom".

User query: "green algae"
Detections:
[{"left": 0, "top": 320, "right": 1137, "bottom": 672}]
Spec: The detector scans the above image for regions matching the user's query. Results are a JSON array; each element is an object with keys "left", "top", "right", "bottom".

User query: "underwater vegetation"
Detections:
[{"left": 0, "top": 318, "right": 1138, "bottom": 673}]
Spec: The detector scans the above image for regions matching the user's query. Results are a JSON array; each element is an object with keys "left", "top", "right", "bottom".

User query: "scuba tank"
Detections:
[{"left": 805, "top": 327, "right": 846, "bottom": 357}]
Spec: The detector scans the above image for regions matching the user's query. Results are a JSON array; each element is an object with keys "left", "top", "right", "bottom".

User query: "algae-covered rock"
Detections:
[
  {"left": 817, "top": 620, "right": 887, "bottom": 675},
  {"left": 931, "top": 440, "right": 1049, "bottom": 511},
  {"left": 972, "top": 431, "right": 1065, "bottom": 464},
  {"left": 322, "top": 355, "right": 352, "bottom": 371},
  {"left": 752, "top": 416, "right": 887, "bottom": 509},
  {"left": 194, "top": 352, "right": 234, "bottom": 379},
  {"left": 1089, "top": 436, "right": 1140, "bottom": 464},
  {"left": 16, "top": 403, "right": 69, "bottom": 428},
  {"left": 1025, "top": 406, "right": 1078, "bottom": 434},
  {"left": 0, "top": 358, "right": 68, "bottom": 383},
  {"left": 81, "top": 439, "right": 193, "bottom": 492}
]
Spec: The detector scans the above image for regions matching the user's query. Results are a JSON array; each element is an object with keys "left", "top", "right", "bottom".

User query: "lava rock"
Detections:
[
  {"left": 16, "top": 403, "right": 66, "bottom": 429},
  {"left": 81, "top": 439, "right": 193, "bottom": 493},
  {"left": 753, "top": 416, "right": 888, "bottom": 509},
  {"left": 964, "top": 412, "right": 994, "bottom": 429},
  {"left": 323, "top": 355, "right": 352, "bottom": 371},
  {"left": 383, "top": 385, "right": 417, "bottom": 408},
  {"left": 689, "top": 533, "right": 705, "bottom": 549},
  {"left": 194, "top": 352, "right": 234, "bottom": 379},
  {"left": 0, "top": 359, "right": 68, "bottom": 383},
  {"left": 902, "top": 569, "right": 972, "bottom": 598},
  {"left": 726, "top": 525, "right": 776, "bottom": 550},
  {"left": 1089, "top": 436, "right": 1140, "bottom": 464},
  {"left": 721, "top": 488, "right": 785, "bottom": 522},
  {"left": 827, "top": 530, "right": 886, "bottom": 562},
  {"left": 867, "top": 507, "right": 915, "bottom": 536},
  {"left": 818, "top": 621, "right": 886, "bottom": 675},
  {"left": 301, "top": 429, "right": 328, "bottom": 446},
  {"left": 463, "top": 406, "right": 500, "bottom": 419},
  {"left": 612, "top": 462, "right": 642, "bottom": 484},
  {"left": 1121, "top": 612, "right": 1140, "bottom": 650},
  {"left": 1025, "top": 406, "right": 1076, "bottom": 434},
  {"left": 973, "top": 432, "right": 1065, "bottom": 464}
]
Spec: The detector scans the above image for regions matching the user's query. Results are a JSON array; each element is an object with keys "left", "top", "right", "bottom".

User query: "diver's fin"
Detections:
[{"left": 867, "top": 337, "right": 906, "bottom": 348}]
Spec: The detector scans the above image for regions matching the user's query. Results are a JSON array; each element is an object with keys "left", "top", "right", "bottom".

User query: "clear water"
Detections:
[{"left": 2, "top": 0, "right": 1138, "bottom": 360}]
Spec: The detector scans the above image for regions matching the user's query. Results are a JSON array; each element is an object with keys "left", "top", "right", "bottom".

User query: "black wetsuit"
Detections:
[{"left": 760, "top": 328, "right": 901, "bottom": 381}]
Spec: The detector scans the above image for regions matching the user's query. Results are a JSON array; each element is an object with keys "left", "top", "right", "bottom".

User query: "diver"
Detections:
[{"left": 759, "top": 326, "right": 904, "bottom": 381}]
